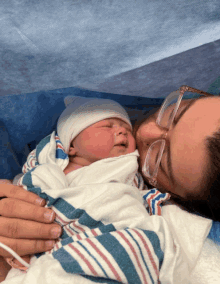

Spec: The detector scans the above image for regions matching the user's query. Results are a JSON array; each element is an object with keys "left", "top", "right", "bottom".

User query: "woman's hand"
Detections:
[
  {"left": 0, "top": 182, "right": 62, "bottom": 258},
  {"left": 0, "top": 256, "right": 11, "bottom": 282}
]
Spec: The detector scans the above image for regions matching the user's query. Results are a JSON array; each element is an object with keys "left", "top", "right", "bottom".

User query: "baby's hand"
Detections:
[{"left": 5, "top": 255, "right": 31, "bottom": 271}]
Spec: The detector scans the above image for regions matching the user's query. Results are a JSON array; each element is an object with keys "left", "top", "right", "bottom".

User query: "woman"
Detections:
[
  {"left": 134, "top": 85, "right": 220, "bottom": 221},
  {"left": 0, "top": 85, "right": 220, "bottom": 279}
]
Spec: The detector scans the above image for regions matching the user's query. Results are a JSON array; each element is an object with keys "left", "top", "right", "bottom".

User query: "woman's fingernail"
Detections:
[
  {"left": 51, "top": 227, "right": 62, "bottom": 238},
  {"left": 44, "top": 211, "right": 55, "bottom": 222},
  {"left": 45, "top": 240, "right": 55, "bottom": 249},
  {"left": 35, "top": 197, "right": 45, "bottom": 206}
]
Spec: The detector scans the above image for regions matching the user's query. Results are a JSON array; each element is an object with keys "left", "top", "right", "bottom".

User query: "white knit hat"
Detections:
[{"left": 57, "top": 96, "right": 132, "bottom": 153}]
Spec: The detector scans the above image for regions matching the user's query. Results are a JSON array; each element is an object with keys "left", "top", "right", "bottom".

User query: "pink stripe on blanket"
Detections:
[
  {"left": 55, "top": 215, "right": 70, "bottom": 225},
  {"left": 67, "top": 221, "right": 86, "bottom": 233},
  {"left": 69, "top": 243, "right": 98, "bottom": 276},
  {"left": 133, "top": 229, "right": 159, "bottom": 278},
  {"left": 91, "top": 229, "right": 98, "bottom": 237},
  {"left": 117, "top": 231, "right": 148, "bottom": 284},
  {"left": 86, "top": 238, "right": 123, "bottom": 282}
]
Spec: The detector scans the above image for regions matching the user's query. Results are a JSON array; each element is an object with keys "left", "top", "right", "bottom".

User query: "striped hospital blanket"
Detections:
[{"left": 5, "top": 131, "right": 188, "bottom": 284}]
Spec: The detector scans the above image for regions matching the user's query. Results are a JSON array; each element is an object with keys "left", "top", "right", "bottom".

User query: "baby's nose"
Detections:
[{"left": 115, "top": 126, "right": 127, "bottom": 135}]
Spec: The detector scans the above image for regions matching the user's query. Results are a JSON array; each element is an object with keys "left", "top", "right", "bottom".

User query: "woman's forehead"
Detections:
[
  {"left": 169, "top": 96, "right": 220, "bottom": 197},
  {"left": 173, "top": 96, "right": 220, "bottom": 131}
]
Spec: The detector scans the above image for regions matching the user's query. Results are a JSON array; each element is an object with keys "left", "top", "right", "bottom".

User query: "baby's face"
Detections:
[{"left": 70, "top": 118, "right": 136, "bottom": 163}]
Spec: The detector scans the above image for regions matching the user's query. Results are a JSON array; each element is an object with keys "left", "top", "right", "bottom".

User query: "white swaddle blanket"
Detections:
[{"left": 5, "top": 131, "right": 189, "bottom": 284}]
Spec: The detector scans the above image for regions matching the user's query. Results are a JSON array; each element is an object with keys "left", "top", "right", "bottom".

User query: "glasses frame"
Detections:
[{"left": 142, "top": 85, "right": 214, "bottom": 188}]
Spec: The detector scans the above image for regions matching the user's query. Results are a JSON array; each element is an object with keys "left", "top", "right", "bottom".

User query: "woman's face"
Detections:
[{"left": 135, "top": 96, "right": 220, "bottom": 199}]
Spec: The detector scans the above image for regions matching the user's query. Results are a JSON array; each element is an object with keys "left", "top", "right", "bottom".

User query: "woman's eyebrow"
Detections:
[
  {"left": 173, "top": 95, "right": 208, "bottom": 127},
  {"left": 173, "top": 99, "right": 197, "bottom": 126}
]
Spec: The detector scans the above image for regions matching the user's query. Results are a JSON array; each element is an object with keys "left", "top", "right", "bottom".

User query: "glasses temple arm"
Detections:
[{"left": 180, "top": 85, "right": 214, "bottom": 97}]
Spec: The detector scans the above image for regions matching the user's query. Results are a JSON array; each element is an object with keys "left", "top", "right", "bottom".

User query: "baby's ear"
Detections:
[{"left": 68, "top": 146, "right": 77, "bottom": 156}]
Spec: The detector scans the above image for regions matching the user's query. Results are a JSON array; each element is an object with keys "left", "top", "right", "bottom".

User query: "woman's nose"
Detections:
[{"left": 137, "top": 121, "right": 166, "bottom": 141}]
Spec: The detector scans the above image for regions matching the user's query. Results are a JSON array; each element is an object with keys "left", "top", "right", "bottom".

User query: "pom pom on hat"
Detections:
[{"left": 57, "top": 96, "right": 132, "bottom": 153}]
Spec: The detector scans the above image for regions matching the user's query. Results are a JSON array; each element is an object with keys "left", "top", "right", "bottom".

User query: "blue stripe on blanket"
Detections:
[
  {"left": 61, "top": 236, "right": 75, "bottom": 246},
  {"left": 79, "top": 241, "right": 109, "bottom": 278},
  {"left": 126, "top": 229, "right": 155, "bottom": 283},
  {"left": 61, "top": 230, "right": 69, "bottom": 239},
  {"left": 208, "top": 221, "right": 220, "bottom": 245},
  {"left": 151, "top": 194, "right": 168, "bottom": 216},
  {"left": 23, "top": 174, "right": 117, "bottom": 235},
  {"left": 96, "top": 231, "right": 145, "bottom": 284},
  {"left": 52, "top": 228, "right": 162, "bottom": 283},
  {"left": 142, "top": 230, "right": 163, "bottom": 269},
  {"left": 53, "top": 246, "right": 121, "bottom": 283},
  {"left": 82, "top": 275, "right": 122, "bottom": 283},
  {"left": 99, "top": 224, "right": 116, "bottom": 234},
  {"left": 22, "top": 170, "right": 50, "bottom": 201},
  {"left": 47, "top": 197, "right": 76, "bottom": 215},
  {"left": 143, "top": 188, "right": 157, "bottom": 198},
  {"left": 22, "top": 169, "right": 34, "bottom": 188},
  {"left": 143, "top": 189, "right": 168, "bottom": 215},
  {"left": 53, "top": 246, "right": 84, "bottom": 274},
  {"left": 36, "top": 135, "right": 51, "bottom": 161},
  {"left": 50, "top": 198, "right": 111, "bottom": 229},
  {"left": 54, "top": 234, "right": 130, "bottom": 283},
  {"left": 22, "top": 176, "right": 118, "bottom": 238},
  {"left": 56, "top": 148, "right": 68, "bottom": 159},
  {"left": 79, "top": 210, "right": 110, "bottom": 229},
  {"left": 54, "top": 134, "right": 68, "bottom": 160},
  {"left": 48, "top": 198, "right": 116, "bottom": 232}
]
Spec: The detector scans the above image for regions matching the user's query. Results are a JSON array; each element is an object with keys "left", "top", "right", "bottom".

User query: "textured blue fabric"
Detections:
[
  {"left": 0, "top": 121, "right": 21, "bottom": 178},
  {"left": 208, "top": 221, "right": 220, "bottom": 245},
  {"left": 1, "top": 0, "right": 220, "bottom": 96}
]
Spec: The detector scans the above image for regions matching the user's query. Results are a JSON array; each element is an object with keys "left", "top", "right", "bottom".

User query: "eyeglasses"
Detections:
[{"left": 142, "top": 85, "right": 214, "bottom": 188}]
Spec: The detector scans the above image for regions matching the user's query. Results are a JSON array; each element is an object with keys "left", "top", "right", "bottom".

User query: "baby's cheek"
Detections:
[{"left": 86, "top": 135, "right": 114, "bottom": 156}]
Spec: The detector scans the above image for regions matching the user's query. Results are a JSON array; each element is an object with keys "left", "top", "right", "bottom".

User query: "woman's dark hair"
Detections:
[{"left": 172, "top": 128, "right": 220, "bottom": 221}]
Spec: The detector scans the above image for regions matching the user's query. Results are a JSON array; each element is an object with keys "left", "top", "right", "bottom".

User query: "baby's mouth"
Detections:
[
  {"left": 116, "top": 144, "right": 126, "bottom": 147},
  {"left": 114, "top": 136, "right": 128, "bottom": 148},
  {"left": 115, "top": 141, "right": 128, "bottom": 148}
]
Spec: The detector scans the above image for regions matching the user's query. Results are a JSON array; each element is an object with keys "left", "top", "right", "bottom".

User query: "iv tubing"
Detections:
[{"left": 0, "top": 242, "right": 30, "bottom": 268}]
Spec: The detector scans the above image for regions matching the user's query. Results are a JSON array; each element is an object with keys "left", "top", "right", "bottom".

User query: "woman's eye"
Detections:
[
  {"left": 168, "top": 109, "right": 174, "bottom": 122},
  {"left": 167, "top": 105, "right": 181, "bottom": 124}
]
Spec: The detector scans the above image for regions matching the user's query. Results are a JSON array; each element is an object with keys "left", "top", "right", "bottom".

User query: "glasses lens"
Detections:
[
  {"left": 143, "top": 140, "right": 164, "bottom": 178},
  {"left": 158, "top": 90, "right": 200, "bottom": 129}
]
